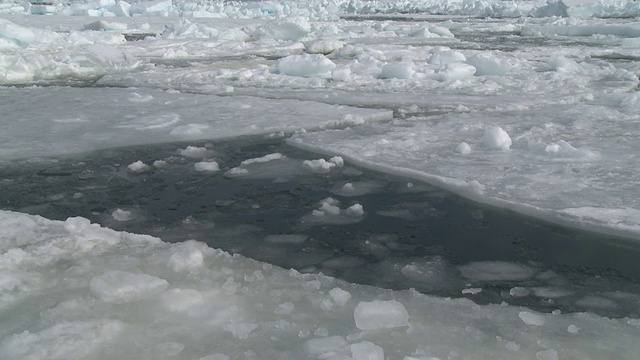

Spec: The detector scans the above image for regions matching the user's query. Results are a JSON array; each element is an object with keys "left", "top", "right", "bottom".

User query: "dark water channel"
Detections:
[{"left": 1, "top": 136, "right": 640, "bottom": 318}]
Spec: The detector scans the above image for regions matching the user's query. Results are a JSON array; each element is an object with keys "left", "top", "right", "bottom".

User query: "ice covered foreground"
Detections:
[{"left": 1, "top": 210, "right": 639, "bottom": 359}]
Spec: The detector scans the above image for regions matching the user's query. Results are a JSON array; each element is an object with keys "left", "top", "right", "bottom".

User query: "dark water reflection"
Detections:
[{"left": 1, "top": 136, "right": 640, "bottom": 318}]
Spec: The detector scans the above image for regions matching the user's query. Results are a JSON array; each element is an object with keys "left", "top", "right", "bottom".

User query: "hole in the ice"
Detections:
[{"left": 1, "top": 137, "right": 640, "bottom": 318}]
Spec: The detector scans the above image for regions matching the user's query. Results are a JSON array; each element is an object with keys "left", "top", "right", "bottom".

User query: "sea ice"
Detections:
[
  {"left": 353, "top": 300, "right": 409, "bottom": 330},
  {"left": 277, "top": 54, "right": 336, "bottom": 77},
  {"left": 3, "top": 2, "right": 640, "bottom": 359},
  {"left": 351, "top": 341, "right": 384, "bottom": 360},
  {"left": 380, "top": 62, "right": 415, "bottom": 79},
  {"left": 458, "top": 261, "right": 536, "bottom": 281},
  {"left": 0, "top": 211, "right": 639, "bottom": 359},
  {"left": 518, "top": 311, "right": 546, "bottom": 326},
  {"left": 482, "top": 126, "right": 512, "bottom": 151},
  {"left": 89, "top": 270, "right": 169, "bottom": 304},
  {"left": 194, "top": 161, "right": 220, "bottom": 172},
  {"left": 303, "top": 158, "right": 339, "bottom": 173},
  {"left": 127, "top": 160, "right": 151, "bottom": 173}
]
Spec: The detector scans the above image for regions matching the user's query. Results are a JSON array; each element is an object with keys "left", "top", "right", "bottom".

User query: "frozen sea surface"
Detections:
[{"left": 2, "top": 0, "right": 640, "bottom": 358}]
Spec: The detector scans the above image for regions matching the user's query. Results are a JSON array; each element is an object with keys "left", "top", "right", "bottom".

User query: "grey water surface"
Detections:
[{"left": 1, "top": 136, "right": 640, "bottom": 318}]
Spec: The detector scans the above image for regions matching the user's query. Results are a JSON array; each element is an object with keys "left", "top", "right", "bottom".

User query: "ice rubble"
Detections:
[
  {"left": 1, "top": 210, "right": 639, "bottom": 359},
  {"left": 3, "top": 0, "right": 639, "bottom": 19}
]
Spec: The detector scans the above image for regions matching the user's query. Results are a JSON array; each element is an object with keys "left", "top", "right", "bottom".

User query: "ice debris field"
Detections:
[{"left": 2, "top": 0, "right": 640, "bottom": 359}]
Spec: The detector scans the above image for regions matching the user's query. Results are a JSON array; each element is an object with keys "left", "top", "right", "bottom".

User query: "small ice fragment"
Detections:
[
  {"left": 428, "top": 50, "right": 466, "bottom": 65},
  {"left": 509, "top": 287, "right": 530, "bottom": 297},
  {"left": 223, "top": 323, "right": 258, "bottom": 339},
  {"left": 153, "top": 160, "right": 168, "bottom": 168},
  {"left": 274, "top": 302, "right": 295, "bottom": 315},
  {"left": 332, "top": 67, "right": 351, "bottom": 82},
  {"left": 329, "top": 156, "right": 344, "bottom": 167},
  {"left": 178, "top": 146, "right": 209, "bottom": 157},
  {"left": 436, "top": 62, "right": 476, "bottom": 81},
  {"left": 354, "top": 300, "right": 409, "bottom": 330},
  {"left": 506, "top": 341, "right": 520, "bottom": 351},
  {"left": 303, "top": 336, "right": 348, "bottom": 354},
  {"left": 224, "top": 167, "right": 250, "bottom": 177},
  {"left": 467, "top": 53, "right": 511, "bottom": 76},
  {"left": 536, "top": 349, "right": 559, "bottom": 360},
  {"left": 462, "top": 288, "right": 482, "bottom": 295},
  {"left": 277, "top": 54, "right": 336, "bottom": 77},
  {"left": 346, "top": 203, "right": 365, "bottom": 217},
  {"left": 194, "top": 161, "right": 220, "bottom": 172},
  {"left": 482, "top": 126, "right": 512, "bottom": 150},
  {"left": 329, "top": 287, "right": 351, "bottom": 306},
  {"left": 380, "top": 62, "right": 414, "bottom": 79},
  {"left": 240, "top": 153, "right": 284, "bottom": 165},
  {"left": 351, "top": 341, "right": 384, "bottom": 360},
  {"left": 90, "top": 270, "right": 169, "bottom": 304},
  {"left": 127, "top": 160, "right": 150, "bottom": 173},
  {"left": 111, "top": 209, "right": 135, "bottom": 221},
  {"left": 518, "top": 311, "right": 545, "bottom": 326},
  {"left": 429, "top": 26, "right": 454, "bottom": 38},
  {"left": 455, "top": 142, "right": 472, "bottom": 154},
  {"left": 316, "top": 198, "right": 341, "bottom": 216},
  {"left": 306, "top": 40, "right": 344, "bottom": 54},
  {"left": 303, "top": 158, "right": 336, "bottom": 173},
  {"left": 567, "top": 324, "right": 580, "bottom": 334},
  {"left": 129, "top": 92, "right": 154, "bottom": 103}
]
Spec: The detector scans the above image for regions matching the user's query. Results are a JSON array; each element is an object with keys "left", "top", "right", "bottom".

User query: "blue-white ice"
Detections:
[{"left": 2, "top": 0, "right": 640, "bottom": 359}]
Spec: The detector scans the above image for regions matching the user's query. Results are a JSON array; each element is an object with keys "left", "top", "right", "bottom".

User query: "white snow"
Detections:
[{"left": 2, "top": 1, "right": 640, "bottom": 358}]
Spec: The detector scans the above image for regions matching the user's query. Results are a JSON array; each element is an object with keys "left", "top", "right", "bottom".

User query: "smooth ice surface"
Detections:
[
  {"left": 2, "top": 210, "right": 638, "bottom": 360},
  {"left": 0, "top": 87, "right": 391, "bottom": 160},
  {"left": 354, "top": 300, "right": 409, "bottom": 330}
]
